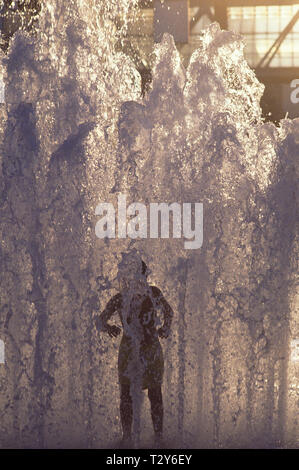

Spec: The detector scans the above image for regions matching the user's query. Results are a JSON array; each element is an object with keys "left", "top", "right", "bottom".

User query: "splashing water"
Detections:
[{"left": 0, "top": 1, "right": 298, "bottom": 449}]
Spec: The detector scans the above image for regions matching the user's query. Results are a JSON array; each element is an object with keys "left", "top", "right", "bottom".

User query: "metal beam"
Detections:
[
  {"left": 154, "top": 1, "right": 190, "bottom": 43},
  {"left": 256, "top": 8, "right": 299, "bottom": 68},
  {"left": 141, "top": 1, "right": 299, "bottom": 10},
  {"left": 212, "top": 0, "right": 299, "bottom": 6},
  {"left": 189, "top": 0, "right": 214, "bottom": 9},
  {"left": 190, "top": 3, "right": 215, "bottom": 32},
  {"left": 213, "top": 0, "right": 228, "bottom": 29}
]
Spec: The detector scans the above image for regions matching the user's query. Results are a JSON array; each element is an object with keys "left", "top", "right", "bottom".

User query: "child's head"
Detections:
[{"left": 117, "top": 250, "right": 149, "bottom": 290}]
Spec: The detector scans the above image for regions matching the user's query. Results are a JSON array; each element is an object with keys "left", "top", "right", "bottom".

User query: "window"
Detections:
[{"left": 228, "top": 5, "right": 299, "bottom": 67}]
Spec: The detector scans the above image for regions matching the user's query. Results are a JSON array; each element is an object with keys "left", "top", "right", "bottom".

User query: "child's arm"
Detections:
[
  {"left": 95, "top": 294, "right": 122, "bottom": 338},
  {"left": 152, "top": 287, "right": 173, "bottom": 338}
]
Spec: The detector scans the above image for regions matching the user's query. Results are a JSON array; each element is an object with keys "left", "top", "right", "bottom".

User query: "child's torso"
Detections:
[{"left": 119, "top": 290, "right": 158, "bottom": 341}]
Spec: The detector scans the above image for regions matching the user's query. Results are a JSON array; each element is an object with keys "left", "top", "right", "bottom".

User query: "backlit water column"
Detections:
[{"left": 113, "top": 26, "right": 298, "bottom": 448}]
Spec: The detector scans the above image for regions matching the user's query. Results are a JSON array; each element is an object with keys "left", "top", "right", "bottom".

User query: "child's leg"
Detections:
[
  {"left": 120, "top": 382, "right": 133, "bottom": 439},
  {"left": 148, "top": 385, "right": 163, "bottom": 438}
]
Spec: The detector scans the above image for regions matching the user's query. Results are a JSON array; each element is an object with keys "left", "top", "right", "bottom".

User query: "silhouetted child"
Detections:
[{"left": 96, "top": 252, "right": 173, "bottom": 448}]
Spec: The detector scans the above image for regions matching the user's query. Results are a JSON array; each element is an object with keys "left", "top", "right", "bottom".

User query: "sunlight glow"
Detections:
[{"left": 228, "top": 5, "right": 299, "bottom": 67}]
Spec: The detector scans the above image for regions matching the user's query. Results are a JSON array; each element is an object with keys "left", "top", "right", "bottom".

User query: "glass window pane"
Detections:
[{"left": 228, "top": 5, "right": 299, "bottom": 67}]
